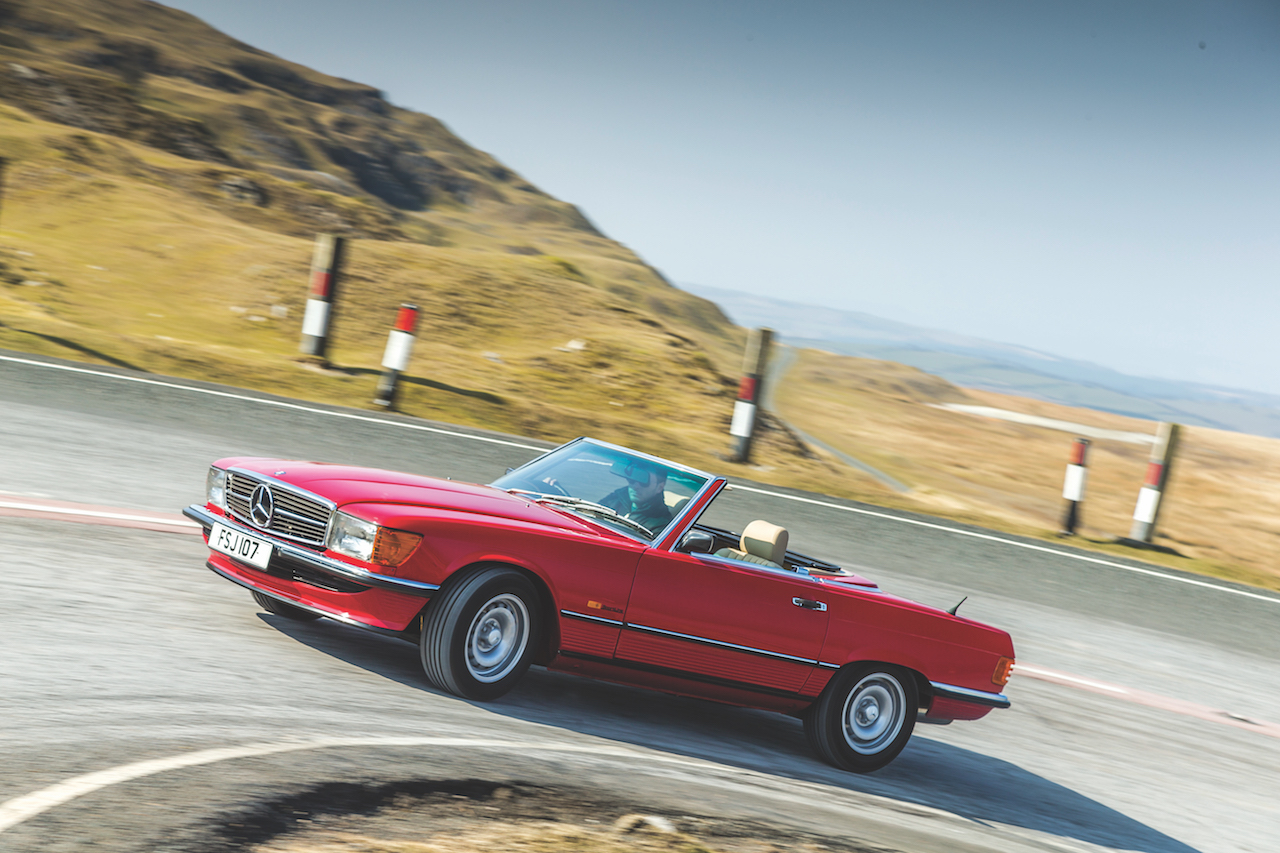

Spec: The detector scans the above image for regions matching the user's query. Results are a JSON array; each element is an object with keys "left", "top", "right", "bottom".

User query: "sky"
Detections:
[{"left": 160, "top": 0, "right": 1280, "bottom": 395}]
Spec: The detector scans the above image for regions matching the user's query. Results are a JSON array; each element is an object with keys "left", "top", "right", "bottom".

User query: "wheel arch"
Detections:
[
  {"left": 802, "top": 658, "right": 923, "bottom": 773},
  {"left": 823, "top": 658, "right": 932, "bottom": 712},
  {"left": 417, "top": 559, "right": 560, "bottom": 665}
]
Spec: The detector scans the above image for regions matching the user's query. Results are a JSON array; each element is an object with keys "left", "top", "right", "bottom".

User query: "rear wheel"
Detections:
[
  {"left": 252, "top": 591, "right": 321, "bottom": 621},
  {"left": 804, "top": 663, "right": 918, "bottom": 773},
  {"left": 420, "top": 566, "right": 539, "bottom": 701}
]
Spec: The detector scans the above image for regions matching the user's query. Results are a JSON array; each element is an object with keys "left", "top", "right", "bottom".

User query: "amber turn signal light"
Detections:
[
  {"left": 992, "top": 656, "right": 1015, "bottom": 687},
  {"left": 372, "top": 528, "right": 423, "bottom": 567}
]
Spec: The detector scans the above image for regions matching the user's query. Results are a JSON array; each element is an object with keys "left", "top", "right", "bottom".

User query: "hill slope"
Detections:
[
  {"left": 0, "top": 0, "right": 837, "bottom": 479},
  {"left": 3, "top": 0, "right": 1277, "bottom": 590},
  {"left": 686, "top": 283, "right": 1280, "bottom": 438},
  {"left": 0, "top": 0, "right": 601, "bottom": 239}
]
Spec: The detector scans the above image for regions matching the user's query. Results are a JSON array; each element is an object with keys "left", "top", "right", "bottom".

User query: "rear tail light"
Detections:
[{"left": 992, "top": 656, "right": 1015, "bottom": 687}]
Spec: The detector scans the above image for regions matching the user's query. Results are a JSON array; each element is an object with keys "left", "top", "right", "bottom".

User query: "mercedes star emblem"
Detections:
[{"left": 250, "top": 484, "right": 275, "bottom": 528}]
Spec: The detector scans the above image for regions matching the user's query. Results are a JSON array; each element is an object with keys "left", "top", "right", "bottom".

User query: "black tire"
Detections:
[
  {"left": 252, "top": 590, "right": 321, "bottom": 621},
  {"left": 803, "top": 663, "right": 918, "bottom": 773},
  {"left": 420, "top": 566, "right": 539, "bottom": 701}
]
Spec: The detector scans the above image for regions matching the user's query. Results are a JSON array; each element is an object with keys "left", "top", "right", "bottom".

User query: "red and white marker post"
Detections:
[
  {"left": 299, "top": 233, "right": 346, "bottom": 360},
  {"left": 1127, "top": 422, "right": 1181, "bottom": 545},
  {"left": 374, "top": 303, "right": 419, "bottom": 408},
  {"left": 0, "top": 156, "right": 8, "bottom": 231},
  {"left": 729, "top": 327, "right": 773, "bottom": 463},
  {"left": 1059, "top": 438, "right": 1091, "bottom": 535}
]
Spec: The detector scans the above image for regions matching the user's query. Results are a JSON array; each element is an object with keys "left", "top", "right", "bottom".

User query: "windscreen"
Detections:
[{"left": 491, "top": 441, "right": 709, "bottom": 540}]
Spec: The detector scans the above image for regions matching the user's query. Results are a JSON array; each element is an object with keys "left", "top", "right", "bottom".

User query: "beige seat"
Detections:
[{"left": 714, "top": 520, "right": 789, "bottom": 570}]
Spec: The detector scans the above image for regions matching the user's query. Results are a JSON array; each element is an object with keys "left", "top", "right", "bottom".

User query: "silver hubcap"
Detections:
[
  {"left": 465, "top": 593, "right": 529, "bottom": 683},
  {"left": 842, "top": 673, "right": 906, "bottom": 754}
]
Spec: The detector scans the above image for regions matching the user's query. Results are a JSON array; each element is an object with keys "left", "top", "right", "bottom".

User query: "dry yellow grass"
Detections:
[
  {"left": 239, "top": 786, "right": 849, "bottom": 853},
  {"left": 4, "top": 120, "right": 1276, "bottom": 590},
  {"left": 258, "top": 821, "right": 712, "bottom": 853},
  {"left": 254, "top": 816, "right": 837, "bottom": 853},
  {"left": 0, "top": 108, "right": 855, "bottom": 492},
  {"left": 3, "top": 10, "right": 1276, "bottom": 593},
  {"left": 963, "top": 388, "right": 1280, "bottom": 576},
  {"left": 774, "top": 348, "right": 1280, "bottom": 590}
]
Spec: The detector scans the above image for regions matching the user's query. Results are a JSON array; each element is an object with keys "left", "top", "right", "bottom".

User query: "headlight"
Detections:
[
  {"left": 206, "top": 467, "right": 227, "bottom": 509},
  {"left": 327, "top": 512, "right": 423, "bottom": 567},
  {"left": 329, "top": 511, "right": 377, "bottom": 562}
]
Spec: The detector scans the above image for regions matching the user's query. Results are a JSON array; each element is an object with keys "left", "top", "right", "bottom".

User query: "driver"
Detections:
[{"left": 601, "top": 460, "right": 673, "bottom": 534}]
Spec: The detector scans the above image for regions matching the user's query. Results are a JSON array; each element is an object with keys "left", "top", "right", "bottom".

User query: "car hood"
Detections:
[{"left": 220, "top": 458, "right": 596, "bottom": 533}]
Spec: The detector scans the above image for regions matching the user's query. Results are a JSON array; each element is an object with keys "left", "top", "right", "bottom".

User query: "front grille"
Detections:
[{"left": 226, "top": 470, "right": 332, "bottom": 548}]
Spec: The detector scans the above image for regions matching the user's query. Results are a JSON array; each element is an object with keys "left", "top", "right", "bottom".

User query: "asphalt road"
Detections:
[{"left": 2, "top": 350, "right": 1278, "bottom": 853}]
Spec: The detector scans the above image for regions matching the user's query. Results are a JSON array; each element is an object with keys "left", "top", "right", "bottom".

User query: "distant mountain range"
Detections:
[{"left": 682, "top": 284, "right": 1280, "bottom": 439}]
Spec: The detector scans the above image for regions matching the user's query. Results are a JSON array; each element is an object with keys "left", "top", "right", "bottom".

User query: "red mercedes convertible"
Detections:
[{"left": 184, "top": 437, "right": 1014, "bottom": 772}]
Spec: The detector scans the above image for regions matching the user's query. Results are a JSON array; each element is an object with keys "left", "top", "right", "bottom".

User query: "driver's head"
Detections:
[
  {"left": 626, "top": 468, "right": 667, "bottom": 504},
  {"left": 614, "top": 459, "right": 667, "bottom": 504}
]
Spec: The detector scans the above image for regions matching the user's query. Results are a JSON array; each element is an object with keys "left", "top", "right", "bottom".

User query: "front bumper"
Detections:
[{"left": 183, "top": 504, "right": 439, "bottom": 598}]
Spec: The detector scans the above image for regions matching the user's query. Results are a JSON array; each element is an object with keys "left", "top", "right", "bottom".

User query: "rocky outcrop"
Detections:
[
  {"left": 4, "top": 61, "right": 233, "bottom": 163},
  {"left": 0, "top": 0, "right": 613, "bottom": 239}
]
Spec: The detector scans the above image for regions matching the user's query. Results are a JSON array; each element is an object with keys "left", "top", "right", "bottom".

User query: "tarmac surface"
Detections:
[{"left": 2, "top": 349, "right": 1278, "bottom": 853}]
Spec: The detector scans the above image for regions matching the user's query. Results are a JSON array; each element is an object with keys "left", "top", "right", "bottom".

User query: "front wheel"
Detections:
[
  {"left": 420, "top": 566, "right": 539, "bottom": 701},
  {"left": 803, "top": 664, "right": 918, "bottom": 773}
]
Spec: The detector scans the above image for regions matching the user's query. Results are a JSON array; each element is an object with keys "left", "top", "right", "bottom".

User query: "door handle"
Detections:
[{"left": 792, "top": 597, "right": 827, "bottom": 611}]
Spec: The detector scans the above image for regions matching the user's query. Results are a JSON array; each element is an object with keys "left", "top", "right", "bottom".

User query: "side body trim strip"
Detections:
[
  {"left": 557, "top": 650, "right": 816, "bottom": 701},
  {"left": 624, "top": 622, "right": 819, "bottom": 666},
  {"left": 560, "top": 609, "right": 625, "bottom": 627}
]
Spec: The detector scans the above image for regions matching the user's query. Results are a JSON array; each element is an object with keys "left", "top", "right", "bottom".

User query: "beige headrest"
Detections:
[{"left": 741, "top": 520, "right": 788, "bottom": 566}]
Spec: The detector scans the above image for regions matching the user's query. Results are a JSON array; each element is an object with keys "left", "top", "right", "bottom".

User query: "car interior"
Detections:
[{"left": 713, "top": 519, "right": 790, "bottom": 569}]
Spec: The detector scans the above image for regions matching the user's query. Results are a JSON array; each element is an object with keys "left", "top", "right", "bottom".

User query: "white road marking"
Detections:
[
  {"left": 1014, "top": 664, "right": 1280, "bottom": 740},
  {"left": 4, "top": 352, "right": 1277, "bottom": 607},
  {"left": 0, "top": 736, "right": 959, "bottom": 835},
  {"left": 730, "top": 484, "right": 1280, "bottom": 606},
  {"left": 12, "top": 490, "right": 1279, "bottom": 750},
  {"left": 1014, "top": 664, "right": 1128, "bottom": 694},
  {"left": 0, "top": 500, "right": 199, "bottom": 528},
  {"left": 0, "top": 354, "right": 546, "bottom": 452},
  {"left": 929, "top": 403, "right": 1157, "bottom": 445}
]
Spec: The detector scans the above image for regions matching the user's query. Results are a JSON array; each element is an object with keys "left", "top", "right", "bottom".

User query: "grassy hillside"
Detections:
[
  {"left": 1, "top": 0, "right": 1275, "bottom": 592},
  {"left": 774, "top": 348, "right": 1280, "bottom": 591},
  {"left": 0, "top": 0, "right": 844, "bottom": 481},
  {"left": 687, "top": 283, "right": 1280, "bottom": 438}
]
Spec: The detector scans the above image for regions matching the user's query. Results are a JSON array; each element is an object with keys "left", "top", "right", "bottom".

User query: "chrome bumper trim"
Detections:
[
  {"left": 207, "top": 562, "right": 407, "bottom": 639},
  {"left": 929, "top": 681, "right": 1011, "bottom": 709},
  {"left": 184, "top": 504, "right": 439, "bottom": 597}
]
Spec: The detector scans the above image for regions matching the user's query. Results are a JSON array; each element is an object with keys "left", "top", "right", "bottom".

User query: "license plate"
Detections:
[{"left": 210, "top": 522, "right": 272, "bottom": 570}]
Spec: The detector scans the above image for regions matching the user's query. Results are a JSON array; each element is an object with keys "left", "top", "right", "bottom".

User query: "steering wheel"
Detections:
[{"left": 537, "top": 476, "right": 571, "bottom": 497}]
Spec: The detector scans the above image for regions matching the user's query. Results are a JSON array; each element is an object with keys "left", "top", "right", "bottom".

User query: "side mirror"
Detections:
[{"left": 678, "top": 530, "right": 715, "bottom": 554}]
